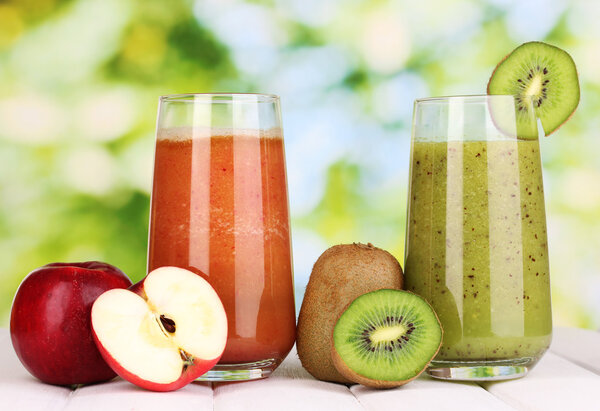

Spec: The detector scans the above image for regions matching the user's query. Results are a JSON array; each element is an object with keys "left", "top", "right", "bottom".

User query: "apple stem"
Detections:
[
  {"left": 179, "top": 349, "right": 194, "bottom": 372},
  {"left": 159, "top": 315, "right": 176, "bottom": 333}
]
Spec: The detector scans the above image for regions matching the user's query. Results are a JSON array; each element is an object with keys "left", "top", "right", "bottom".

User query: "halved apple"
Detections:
[{"left": 91, "top": 266, "right": 227, "bottom": 392}]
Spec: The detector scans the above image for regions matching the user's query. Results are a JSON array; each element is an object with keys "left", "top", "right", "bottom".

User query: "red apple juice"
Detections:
[{"left": 148, "top": 128, "right": 296, "bottom": 364}]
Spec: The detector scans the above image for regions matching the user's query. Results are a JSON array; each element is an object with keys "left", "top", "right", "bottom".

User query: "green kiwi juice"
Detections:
[{"left": 405, "top": 137, "right": 552, "bottom": 368}]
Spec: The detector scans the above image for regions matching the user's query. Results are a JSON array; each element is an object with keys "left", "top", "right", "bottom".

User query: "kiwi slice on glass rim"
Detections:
[
  {"left": 331, "top": 289, "right": 442, "bottom": 389},
  {"left": 487, "top": 41, "right": 580, "bottom": 139}
]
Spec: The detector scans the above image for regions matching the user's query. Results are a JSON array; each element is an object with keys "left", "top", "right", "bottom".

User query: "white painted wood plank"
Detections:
[
  {"left": 351, "top": 377, "right": 515, "bottom": 411},
  {"left": 551, "top": 327, "right": 600, "bottom": 375},
  {"left": 214, "top": 378, "right": 364, "bottom": 411},
  {"left": 0, "top": 328, "right": 213, "bottom": 411},
  {"left": 0, "top": 329, "right": 71, "bottom": 411},
  {"left": 64, "top": 379, "right": 213, "bottom": 411},
  {"left": 269, "top": 346, "right": 316, "bottom": 380},
  {"left": 482, "top": 352, "right": 600, "bottom": 411},
  {"left": 3, "top": 328, "right": 600, "bottom": 411},
  {"left": 213, "top": 348, "right": 364, "bottom": 411}
]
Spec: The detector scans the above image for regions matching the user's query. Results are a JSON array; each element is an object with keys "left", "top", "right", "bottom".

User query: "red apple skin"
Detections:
[
  {"left": 129, "top": 278, "right": 144, "bottom": 297},
  {"left": 10, "top": 262, "right": 133, "bottom": 386},
  {"left": 92, "top": 328, "right": 222, "bottom": 392}
]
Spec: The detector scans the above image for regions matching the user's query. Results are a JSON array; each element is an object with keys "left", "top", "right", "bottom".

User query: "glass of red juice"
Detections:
[{"left": 148, "top": 93, "right": 296, "bottom": 381}]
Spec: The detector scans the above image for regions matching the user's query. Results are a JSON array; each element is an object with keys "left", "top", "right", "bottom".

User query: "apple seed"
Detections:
[{"left": 159, "top": 315, "right": 176, "bottom": 333}]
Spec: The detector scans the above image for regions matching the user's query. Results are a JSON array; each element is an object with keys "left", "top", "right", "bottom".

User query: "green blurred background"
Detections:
[{"left": 1, "top": 0, "right": 599, "bottom": 328}]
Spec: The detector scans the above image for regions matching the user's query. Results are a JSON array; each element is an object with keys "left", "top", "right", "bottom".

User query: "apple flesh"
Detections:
[
  {"left": 91, "top": 266, "right": 227, "bottom": 392},
  {"left": 10, "top": 261, "right": 133, "bottom": 386}
]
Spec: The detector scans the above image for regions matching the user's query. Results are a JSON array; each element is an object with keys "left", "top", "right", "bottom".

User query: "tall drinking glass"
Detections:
[
  {"left": 405, "top": 95, "right": 552, "bottom": 380},
  {"left": 148, "top": 93, "right": 296, "bottom": 381}
]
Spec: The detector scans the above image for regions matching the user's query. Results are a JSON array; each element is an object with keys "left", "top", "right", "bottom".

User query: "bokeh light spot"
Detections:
[
  {"left": 61, "top": 147, "right": 117, "bottom": 195},
  {"left": 76, "top": 89, "right": 137, "bottom": 142},
  {"left": 0, "top": 94, "right": 65, "bottom": 144},
  {"left": 0, "top": 5, "right": 24, "bottom": 48},
  {"left": 359, "top": 8, "right": 411, "bottom": 74},
  {"left": 122, "top": 24, "right": 167, "bottom": 69}
]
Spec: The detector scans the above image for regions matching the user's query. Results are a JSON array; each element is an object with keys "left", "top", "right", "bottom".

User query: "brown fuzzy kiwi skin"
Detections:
[
  {"left": 330, "top": 290, "right": 443, "bottom": 389},
  {"left": 296, "top": 243, "right": 404, "bottom": 384},
  {"left": 486, "top": 41, "right": 580, "bottom": 137}
]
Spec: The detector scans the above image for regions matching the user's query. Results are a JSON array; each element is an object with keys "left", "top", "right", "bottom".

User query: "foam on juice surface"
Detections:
[{"left": 157, "top": 127, "right": 283, "bottom": 141}]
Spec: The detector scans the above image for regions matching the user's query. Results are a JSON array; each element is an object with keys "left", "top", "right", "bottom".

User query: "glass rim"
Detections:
[
  {"left": 415, "top": 94, "right": 527, "bottom": 104},
  {"left": 159, "top": 93, "right": 280, "bottom": 103}
]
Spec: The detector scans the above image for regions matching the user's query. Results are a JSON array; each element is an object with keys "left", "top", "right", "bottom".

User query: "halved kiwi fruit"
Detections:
[
  {"left": 331, "top": 289, "right": 442, "bottom": 389},
  {"left": 487, "top": 41, "right": 580, "bottom": 139}
]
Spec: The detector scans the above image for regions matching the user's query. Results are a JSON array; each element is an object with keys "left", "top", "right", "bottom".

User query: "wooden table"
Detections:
[{"left": 1, "top": 327, "right": 599, "bottom": 410}]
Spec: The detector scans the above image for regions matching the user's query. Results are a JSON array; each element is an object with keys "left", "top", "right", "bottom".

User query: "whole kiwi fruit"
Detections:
[{"left": 296, "top": 243, "right": 403, "bottom": 384}]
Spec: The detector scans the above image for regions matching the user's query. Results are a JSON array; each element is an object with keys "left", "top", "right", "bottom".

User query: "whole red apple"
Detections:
[{"left": 10, "top": 261, "right": 133, "bottom": 386}]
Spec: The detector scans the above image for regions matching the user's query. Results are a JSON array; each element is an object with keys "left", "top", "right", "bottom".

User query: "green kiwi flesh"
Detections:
[
  {"left": 332, "top": 289, "right": 442, "bottom": 388},
  {"left": 487, "top": 41, "right": 579, "bottom": 139}
]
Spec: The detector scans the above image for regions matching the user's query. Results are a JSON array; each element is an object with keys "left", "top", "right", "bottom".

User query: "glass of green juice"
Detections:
[{"left": 404, "top": 95, "right": 552, "bottom": 380}]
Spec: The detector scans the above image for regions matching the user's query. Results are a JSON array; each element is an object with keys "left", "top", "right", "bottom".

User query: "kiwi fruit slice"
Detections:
[
  {"left": 297, "top": 243, "right": 403, "bottom": 384},
  {"left": 487, "top": 41, "right": 580, "bottom": 139},
  {"left": 331, "top": 289, "right": 442, "bottom": 389}
]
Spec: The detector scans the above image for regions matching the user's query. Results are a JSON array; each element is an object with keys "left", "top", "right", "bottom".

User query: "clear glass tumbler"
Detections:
[
  {"left": 404, "top": 95, "right": 552, "bottom": 380},
  {"left": 148, "top": 93, "right": 296, "bottom": 381}
]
